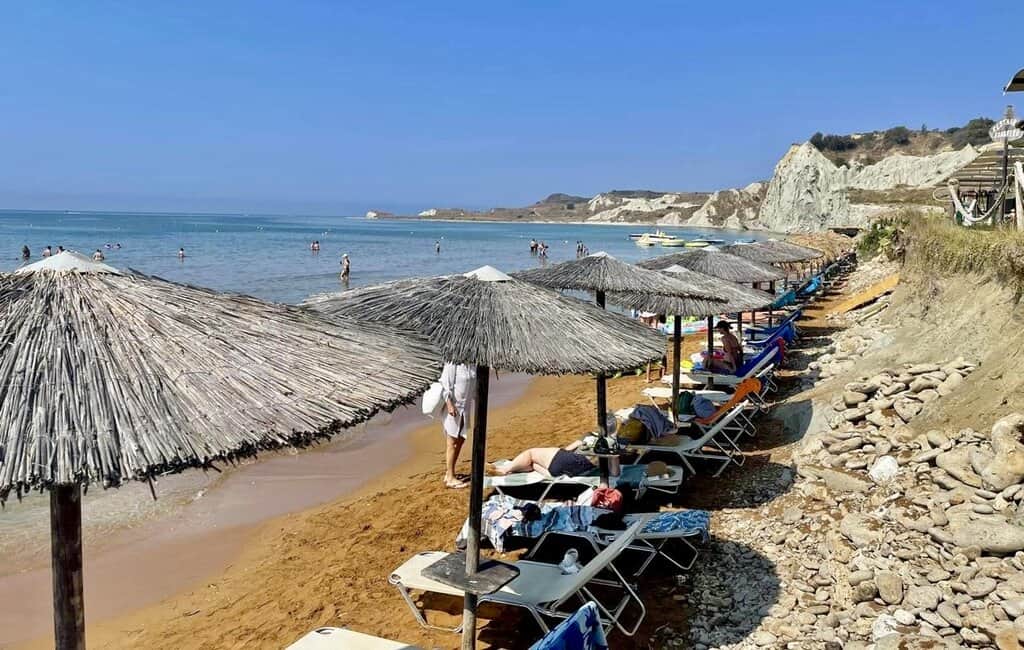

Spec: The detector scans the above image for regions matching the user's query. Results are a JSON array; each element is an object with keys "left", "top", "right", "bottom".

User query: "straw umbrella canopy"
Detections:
[
  {"left": 637, "top": 248, "right": 784, "bottom": 283},
  {"left": 306, "top": 265, "right": 664, "bottom": 649},
  {"left": 0, "top": 252, "right": 440, "bottom": 650},
  {"left": 720, "top": 240, "right": 823, "bottom": 264},
  {"left": 512, "top": 252, "right": 725, "bottom": 433},
  {"left": 612, "top": 265, "right": 775, "bottom": 400}
]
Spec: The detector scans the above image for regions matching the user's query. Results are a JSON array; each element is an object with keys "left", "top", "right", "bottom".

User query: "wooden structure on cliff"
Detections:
[{"left": 946, "top": 105, "right": 1023, "bottom": 228}]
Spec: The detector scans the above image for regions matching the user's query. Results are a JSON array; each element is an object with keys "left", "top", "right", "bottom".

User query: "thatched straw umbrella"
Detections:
[
  {"left": 721, "top": 240, "right": 825, "bottom": 322},
  {"left": 638, "top": 248, "right": 784, "bottom": 339},
  {"left": 613, "top": 265, "right": 775, "bottom": 397},
  {"left": 512, "top": 252, "right": 723, "bottom": 435},
  {"left": 306, "top": 266, "right": 664, "bottom": 649},
  {"left": 0, "top": 252, "right": 440, "bottom": 650}
]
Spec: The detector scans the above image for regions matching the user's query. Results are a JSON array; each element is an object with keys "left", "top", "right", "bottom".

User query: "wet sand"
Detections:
[{"left": 2, "top": 374, "right": 531, "bottom": 648}]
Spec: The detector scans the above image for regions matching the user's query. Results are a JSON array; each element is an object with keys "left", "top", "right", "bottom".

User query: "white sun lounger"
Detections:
[
  {"left": 483, "top": 463, "right": 685, "bottom": 500},
  {"left": 626, "top": 403, "right": 747, "bottom": 477},
  {"left": 286, "top": 627, "right": 421, "bottom": 650},
  {"left": 389, "top": 521, "right": 646, "bottom": 637}
]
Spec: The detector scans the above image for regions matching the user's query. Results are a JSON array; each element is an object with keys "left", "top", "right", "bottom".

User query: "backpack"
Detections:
[{"left": 676, "top": 390, "right": 695, "bottom": 417}]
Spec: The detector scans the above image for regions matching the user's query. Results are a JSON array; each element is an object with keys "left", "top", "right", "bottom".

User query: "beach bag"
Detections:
[
  {"left": 616, "top": 417, "right": 646, "bottom": 444},
  {"left": 676, "top": 391, "right": 695, "bottom": 417},
  {"left": 421, "top": 381, "right": 445, "bottom": 417}
]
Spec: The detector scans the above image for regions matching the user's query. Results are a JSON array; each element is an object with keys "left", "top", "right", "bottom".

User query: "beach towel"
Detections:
[
  {"left": 456, "top": 495, "right": 608, "bottom": 551},
  {"left": 638, "top": 510, "right": 711, "bottom": 543},
  {"left": 629, "top": 405, "right": 674, "bottom": 439},
  {"left": 530, "top": 602, "right": 609, "bottom": 650}
]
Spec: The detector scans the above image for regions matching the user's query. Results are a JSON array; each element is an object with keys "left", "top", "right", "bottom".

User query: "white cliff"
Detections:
[
  {"left": 585, "top": 193, "right": 701, "bottom": 223},
  {"left": 846, "top": 147, "right": 978, "bottom": 190},
  {"left": 663, "top": 182, "right": 766, "bottom": 229}
]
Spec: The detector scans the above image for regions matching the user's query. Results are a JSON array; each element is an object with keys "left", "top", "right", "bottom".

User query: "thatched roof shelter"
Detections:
[
  {"left": 306, "top": 266, "right": 666, "bottom": 375},
  {"left": 306, "top": 265, "right": 665, "bottom": 648},
  {"left": 614, "top": 264, "right": 774, "bottom": 315},
  {"left": 512, "top": 251, "right": 722, "bottom": 299},
  {"left": 1, "top": 253, "right": 439, "bottom": 496},
  {"left": 1006, "top": 68, "right": 1024, "bottom": 93},
  {"left": 786, "top": 232, "right": 854, "bottom": 261},
  {"left": 637, "top": 249, "right": 784, "bottom": 283},
  {"left": 0, "top": 251, "right": 440, "bottom": 650},
  {"left": 721, "top": 240, "right": 823, "bottom": 264}
]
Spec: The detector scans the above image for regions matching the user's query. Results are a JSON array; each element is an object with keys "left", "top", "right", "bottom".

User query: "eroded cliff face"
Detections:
[{"left": 660, "top": 182, "right": 766, "bottom": 229}]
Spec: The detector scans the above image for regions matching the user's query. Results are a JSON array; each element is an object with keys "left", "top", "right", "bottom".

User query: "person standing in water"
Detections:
[
  {"left": 92, "top": 249, "right": 105, "bottom": 262},
  {"left": 178, "top": 247, "right": 186, "bottom": 260},
  {"left": 435, "top": 240, "right": 441, "bottom": 254},
  {"left": 439, "top": 361, "right": 477, "bottom": 488},
  {"left": 21, "top": 245, "right": 30, "bottom": 261},
  {"left": 42, "top": 246, "right": 52, "bottom": 258},
  {"left": 340, "top": 253, "right": 350, "bottom": 281}
]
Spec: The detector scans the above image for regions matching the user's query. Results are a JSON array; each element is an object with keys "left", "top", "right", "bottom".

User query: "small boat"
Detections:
[
  {"left": 659, "top": 239, "right": 689, "bottom": 247},
  {"left": 685, "top": 240, "right": 711, "bottom": 248},
  {"left": 629, "top": 230, "right": 677, "bottom": 242},
  {"left": 634, "top": 235, "right": 657, "bottom": 247}
]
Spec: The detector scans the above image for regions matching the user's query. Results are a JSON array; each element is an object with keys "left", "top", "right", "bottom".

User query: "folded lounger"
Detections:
[
  {"left": 641, "top": 377, "right": 763, "bottom": 437},
  {"left": 484, "top": 462, "right": 685, "bottom": 500},
  {"left": 626, "top": 403, "right": 748, "bottom": 477},
  {"left": 389, "top": 521, "right": 646, "bottom": 637},
  {"left": 527, "top": 510, "right": 711, "bottom": 578},
  {"left": 286, "top": 627, "right": 420, "bottom": 650}
]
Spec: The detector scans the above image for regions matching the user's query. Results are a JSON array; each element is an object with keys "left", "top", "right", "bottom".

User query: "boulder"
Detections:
[
  {"left": 949, "top": 518, "right": 1024, "bottom": 554},
  {"left": 936, "top": 447, "right": 984, "bottom": 488},
  {"left": 917, "top": 389, "right": 940, "bottom": 403},
  {"left": 846, "top": 381, "right": 880, "bottom": 395},
  {"left": 894, "top": 400, "right": 922, "bottom": 422},
  {"left": 821, "top": 468, "right": 873, "bottom": 494},
  {"left": 866, "top": 410, "right": 892, "bottom": 428},
  {"left": 881, "top": 382, "right": 907, "bottom": 397},
  {"left": 830, "top": 436, "right": 865, "bottom": 454},
  {"left": 844, "top": 391, "right": 869, "bottom": 407},
  {"left": 904, "top": 585, "right": 941, "bottom": 610},
  {"left": 869, "top": 456, "right": 900, "bottom": 484},
  {"left": 840, "top": 513, "right": 883, "bottom": 547},
  {"left": 937, "top": 372, "right": 964, "bottom": 397},
  {"left": 907, "top": 363, "right": 941, "bottom": 375},
  {"left": 876, "top": 571, "right": 904, "bottom": 604},
  {"left": 909, "top": 376, "right": 941, "bottom": 393},
  {"left": 843, "top": 407, "right": 872, "bottom": 423}
]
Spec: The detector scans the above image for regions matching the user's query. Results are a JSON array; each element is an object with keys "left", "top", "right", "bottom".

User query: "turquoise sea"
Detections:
[{"left": 0, "top": 210, "right": 763, "bottom": 303}]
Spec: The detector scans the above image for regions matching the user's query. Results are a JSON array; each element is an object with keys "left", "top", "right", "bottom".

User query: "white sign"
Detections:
[{"left": 991, "top": 106, "right": 1023, "bottom": 141}]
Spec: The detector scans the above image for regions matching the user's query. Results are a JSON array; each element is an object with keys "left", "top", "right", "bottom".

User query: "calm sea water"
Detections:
[{"left": 0, "top": 210, "right": 762, "bottom": 304}]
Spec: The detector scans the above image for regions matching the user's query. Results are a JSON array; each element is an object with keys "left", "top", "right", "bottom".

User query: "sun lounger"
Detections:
[
  {"left": 389, "top": 521, "right": 646, "bottom": 637},
  {"left": 664, "top": 341, "right": 780, "bottom": 389},
  {"left": 529, "top": 602, "right": 608, "bottom": 650},
  {"left": 626, "top": 403, "right": 748, "bottom": 476},
  {"left": 286, "top": 628, "right": 420, "bottom": 650},
  {"left": 484, "top": 462, "right": 684, "bottom": 500},
  {"left": 527, "top": 510, "right": 711, "bottom": 578}
]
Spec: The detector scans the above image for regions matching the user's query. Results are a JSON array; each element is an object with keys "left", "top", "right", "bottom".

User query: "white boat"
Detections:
[
  {"left": 629, "top": 230, "right": 677, "bottom": 242},
  {"left": 659, "top": 238, "right": 688, "bottom": 247},
  {"left": 634, "top": 235, "right": 657, "bottom": 247}
]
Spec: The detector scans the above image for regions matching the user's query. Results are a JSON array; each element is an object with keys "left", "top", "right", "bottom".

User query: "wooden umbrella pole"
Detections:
[
  {"left": 705, "top": 315, "right": 714, "bottom": 389},
  {"left": 671, "top": 317, "right": 682, "bottom": 421},
  {"left": 594, "top": 290, "right": 607, "bottom": 436},
  {"left": 768, "top": 280, "right": 776, "bottom": 327},
  {"left": 461, "top": 365, "right": 491, "bottom": 650},
  {"left": 50, "top": 484, "right": 85, "bottom": 650}
]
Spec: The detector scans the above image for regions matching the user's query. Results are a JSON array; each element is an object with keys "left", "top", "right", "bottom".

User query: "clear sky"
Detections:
[{"left": 0, "top": 1, "right": 1016, "bottom": 215}]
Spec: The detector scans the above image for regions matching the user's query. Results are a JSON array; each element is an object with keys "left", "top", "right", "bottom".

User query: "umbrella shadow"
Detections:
[
  {"left": 475, "top": 538, "right": 779, "bottom": 650},
  {"left": 676, "top": 455, "right": 796, "bottom": 511}
]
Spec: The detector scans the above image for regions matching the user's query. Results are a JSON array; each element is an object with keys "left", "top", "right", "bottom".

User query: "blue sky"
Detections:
[{"left": 0, "top": 1, "right": 1016, "bottom": 214}]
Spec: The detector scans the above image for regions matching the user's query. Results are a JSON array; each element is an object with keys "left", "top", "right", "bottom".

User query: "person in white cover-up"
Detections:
[{"left": 440, "top": 362, "right": 477, "bottom": 489}]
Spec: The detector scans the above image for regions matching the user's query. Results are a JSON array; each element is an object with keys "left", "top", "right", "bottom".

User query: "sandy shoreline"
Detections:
[{"left": 4, "top": 375, "right": 531, "bottom": 648}]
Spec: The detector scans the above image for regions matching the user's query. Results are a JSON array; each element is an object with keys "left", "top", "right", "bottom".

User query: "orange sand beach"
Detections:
[{"left": 15, "top": 363, "right": 715, "bottom": 649}]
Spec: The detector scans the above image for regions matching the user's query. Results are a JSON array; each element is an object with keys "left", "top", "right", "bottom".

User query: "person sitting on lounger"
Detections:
[
  {"left": 492, "top": 440, "right": 600, "bottom": 478},
  {"left": 707, "top": 320, "right": 743, "bottom": 374}
]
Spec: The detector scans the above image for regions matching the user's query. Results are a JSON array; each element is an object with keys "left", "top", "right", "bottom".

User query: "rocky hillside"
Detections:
[{"left": 406, "top": 118, "right": 1004, "bottom": 232}]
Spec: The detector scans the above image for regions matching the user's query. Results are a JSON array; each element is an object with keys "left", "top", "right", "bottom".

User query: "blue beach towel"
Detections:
[
  {"left": 530, "top": 602, "right": 609, "bottom": 650},
  {"left": 639, "top": 509, "right": 711, "bottom": 543},
  {"left": 456, "top": 495, "right": 608, "bottom": 551}
]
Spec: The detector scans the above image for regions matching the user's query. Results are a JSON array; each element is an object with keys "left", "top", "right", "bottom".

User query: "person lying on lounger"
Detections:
[{"left": 491, "top": 440, "right": 620, "bottom": 479}]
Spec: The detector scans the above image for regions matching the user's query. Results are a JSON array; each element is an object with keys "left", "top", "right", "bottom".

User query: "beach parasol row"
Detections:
[{"left": 0, "top": 252, "right": 441, "bottom": 650}]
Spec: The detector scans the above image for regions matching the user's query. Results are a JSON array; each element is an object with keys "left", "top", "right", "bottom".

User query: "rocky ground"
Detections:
[{"left": 658, "top": 261, "right": 1024, "bottom": 649}]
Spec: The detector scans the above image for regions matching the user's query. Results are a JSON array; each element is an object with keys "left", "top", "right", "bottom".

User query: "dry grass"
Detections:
[{"left": 905, "top": 215, "right": 1024, "bottom": 298}]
